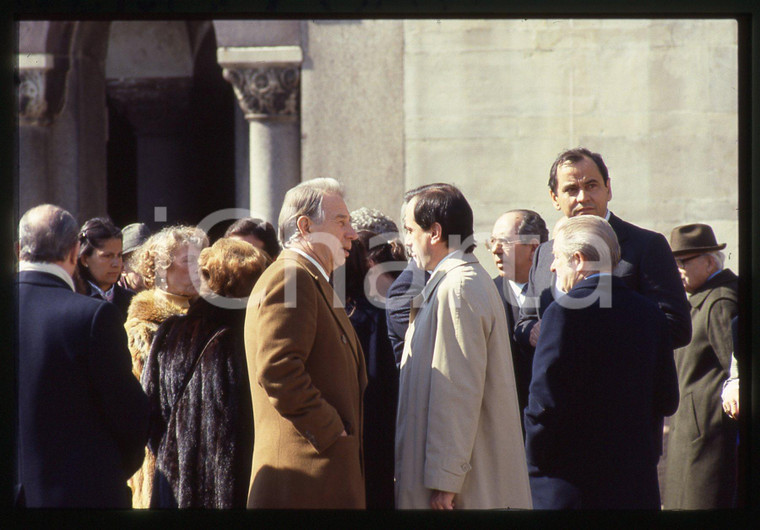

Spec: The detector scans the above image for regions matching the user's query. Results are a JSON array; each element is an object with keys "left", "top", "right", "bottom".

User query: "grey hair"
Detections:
[
  {"left": 350, "top": 207, "right": 398, "bottom": 235},
  {"left": 509, "top": 209, "right": 549, "bottom": 243},
  {"left": 707, "top": 251, "right": 725, "bottom": 271},
  {"left": 278, "top": 178, "right": 345, "bottom": 247},
  {"left": 18, "top": 204, "right": 79, "bottom": 263},
  {"left": 554, "top": 215, "right": 621, "bottom": 270}
]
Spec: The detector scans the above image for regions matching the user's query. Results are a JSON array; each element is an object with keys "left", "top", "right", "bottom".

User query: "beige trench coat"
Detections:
[{"left": 395, "top": 251, "right": 532, "bottom": 509}]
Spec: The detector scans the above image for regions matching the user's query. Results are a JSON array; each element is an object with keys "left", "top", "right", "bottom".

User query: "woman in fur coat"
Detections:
[
  {"left": 124, "top": 225, "right": 209, "bottom": 508},
  {"left": 142, "top": 238, "right": 270, "bottom": 508}
]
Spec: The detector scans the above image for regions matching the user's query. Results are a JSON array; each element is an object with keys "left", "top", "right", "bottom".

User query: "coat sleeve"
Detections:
[
  {"left": 652, "top": 311, "right": 679, "bottom": 418},
  {"left": 523, "top": 303, "right": 575, "bottom": 473},
  {"left": 422, "top": 276, "right": 488, "bottom": 494},
  {"left": 87, "top": 302, "right": 150, "bottom": 477},
  {"left": 251, "top": 265, "right": 345, "bottom": 453},
  {"left": 638, "top": 233, "right": 692, "bottom": 349},
  {"left": 706, "top": 296, "right": 739, "bottom": 374},
  {"left": 514, "top": 242, "right": 546, "bottom": 350}
]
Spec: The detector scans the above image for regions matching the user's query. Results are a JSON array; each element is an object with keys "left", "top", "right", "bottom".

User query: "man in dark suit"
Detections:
[
  {"left": 16, "top": 204, "right": 150, "bottom": 508},
  {"left": 385, "top": 258, "right": 428, "bottom": 366},
  {"left": 524, "top": 215, "right": 679, "bottom": 509},
  {"left": 487, "top": 209, "right": 548, "bottom": 434},
  {"left": 515, "top": 147, "right": 691, "bottom": 353}
]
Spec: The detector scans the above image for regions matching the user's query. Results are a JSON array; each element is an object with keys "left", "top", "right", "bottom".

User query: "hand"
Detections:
[
  {"left": 722, "top": 384, "right": 739, "bottom": 419},
  {"left": 430, "top": 490, "right": 455, "bottom": 510},
  {"left": 529, "top": 321, "right": 541, "bottom": 347},
  {"left": 339, "top": 430, "right": 347, "bottom": 437}
]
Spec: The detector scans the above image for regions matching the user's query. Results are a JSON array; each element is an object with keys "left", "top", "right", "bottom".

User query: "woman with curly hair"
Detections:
[
  {"left": 124, "top": 224, "right": 208, "bottom": 508},
  {"left": 143, "top": 238, "right": 271, "bottom": 508},
  {"left": 74, "top": 217, "right": 135, "bottom": 319}
]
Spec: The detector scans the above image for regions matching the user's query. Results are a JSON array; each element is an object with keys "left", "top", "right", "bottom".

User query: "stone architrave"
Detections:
[
  {"left": 17, "top": 53, "right": 55, "bottom": 126},
  {"left": 218, "top": 46, "right": 303, "bottom": 225}
]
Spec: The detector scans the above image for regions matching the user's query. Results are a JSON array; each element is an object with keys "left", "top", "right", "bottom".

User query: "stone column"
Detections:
[
  {"left": 17, "top": 53, "right": 55, "bottom": 213},
  {"left": 218, "top": 47, "right": 302, "bottom": 225}
]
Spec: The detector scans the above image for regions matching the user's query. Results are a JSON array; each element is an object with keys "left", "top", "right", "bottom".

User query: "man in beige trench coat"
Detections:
[
  {"left": 245, "top": 178, "right": 368, "bottom": 509},
  {"left": 395, "top": 183, "right": 532, "bottom": 510}
]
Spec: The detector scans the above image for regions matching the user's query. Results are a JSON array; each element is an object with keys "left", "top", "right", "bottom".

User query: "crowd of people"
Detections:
[{"left": 15, "top": 147, "right": 741, "bottom": 510}]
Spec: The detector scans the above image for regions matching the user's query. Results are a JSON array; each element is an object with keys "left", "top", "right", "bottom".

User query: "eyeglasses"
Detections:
[
  {"left": 675, "top": 254, "right": 704, "bottom": 268},
  {"left": 485, "top": 237, "right": 523, "bottom": 252}
]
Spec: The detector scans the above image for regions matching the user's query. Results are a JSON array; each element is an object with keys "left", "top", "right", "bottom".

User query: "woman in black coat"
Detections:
[{"left": 142, "top": 238, "right": 271, "bottom": 508}]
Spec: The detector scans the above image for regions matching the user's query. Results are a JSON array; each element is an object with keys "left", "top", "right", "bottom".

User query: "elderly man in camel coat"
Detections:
[
  {"left": 245, "top": 178, "right": 367, "bottom": 509},
  {"left": 395, "top": 183, "right": 532, "bottom": 510}
]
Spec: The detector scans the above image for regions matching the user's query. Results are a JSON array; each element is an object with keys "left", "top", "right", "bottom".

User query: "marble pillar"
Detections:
[{"left": 218, "top": 46, "right": 302, "bottom": 225}]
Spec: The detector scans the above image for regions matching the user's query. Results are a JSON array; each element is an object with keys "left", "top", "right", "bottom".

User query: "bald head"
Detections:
[
  {"left": 18, "top": 204, "right": 79, "bottom": 264},
  {"left": 488, "top": 209, "right": 548, "bottom": 283}
]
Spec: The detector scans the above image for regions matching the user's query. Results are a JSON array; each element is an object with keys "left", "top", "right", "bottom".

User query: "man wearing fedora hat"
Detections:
[
  {"left": 118, "top": 223, "right": 151, "bottom": 293},
  {"left": 663, "top": 223, "right": 738, "bottom": 509}
]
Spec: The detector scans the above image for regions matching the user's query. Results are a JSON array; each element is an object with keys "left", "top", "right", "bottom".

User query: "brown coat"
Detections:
[
  {"left": 664, "top": 268, "right": 738, "bottom": 509},
  {"left": 245, "top": 250, "right": 368, "bottom": 509}
]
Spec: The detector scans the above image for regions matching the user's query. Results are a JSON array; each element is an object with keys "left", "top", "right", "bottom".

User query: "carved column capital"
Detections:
[
  {"left": 17, "top": 54, "right": 55, "bottom": 126},
  {"left": 222, "top": 66, "right": 300, "bottom": 120},
  {"left": 217, "top": 46, "right": 303, "bottom": 121}
]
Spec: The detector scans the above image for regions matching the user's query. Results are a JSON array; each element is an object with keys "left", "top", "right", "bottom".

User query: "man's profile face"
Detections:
[
  {"left": 489, "top": 212, "right": 535, "bottom": 283},
  {"left": 676, "top": 253, "right": 712, "bottom": 294},
  {"left": 550, "top": 156, "right": 611, "bottom": 219},
  {"left": 306, "top": 193, "right": 357, "bottom": 272},
  {"left": 403, "top": 198, "right": 435, "bottom": 271}
]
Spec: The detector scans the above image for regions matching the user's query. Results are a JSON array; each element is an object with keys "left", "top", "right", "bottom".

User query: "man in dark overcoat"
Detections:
[
  {"left": 515, "top": 147, "right": 692, "bottom": 354},
  {"left": 16, "top": 204, "right": 149, "bottom": 508},
  {"left": 525, "top": 215, "right": 679, "bottom": 509},
  {"left": 663, "top": 223, "right": 739, "bottom": 509}
]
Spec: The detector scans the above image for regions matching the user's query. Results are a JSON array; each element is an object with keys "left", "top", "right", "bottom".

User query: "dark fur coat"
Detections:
[{"left": 141, "top": 298, "right": 253, "bottom": 508}]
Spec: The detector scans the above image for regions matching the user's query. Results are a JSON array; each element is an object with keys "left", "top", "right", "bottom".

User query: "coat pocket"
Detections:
[{"left": 683, "top": 392, "right": 702, "bottom": 443}]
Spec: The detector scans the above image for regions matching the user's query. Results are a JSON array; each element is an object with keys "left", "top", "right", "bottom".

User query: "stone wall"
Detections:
[{"left": 402, "top": 19, "right": 738, "bottom": 275}]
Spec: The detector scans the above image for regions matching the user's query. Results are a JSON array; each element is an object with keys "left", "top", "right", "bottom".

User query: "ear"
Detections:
[
  {"left": 296, "top": 215, "right": 311, "bottom": 237},
  {"left": 572, "top": 251, "right": 586, "bottom": 272},
  {"left": 606, "top": 178, "right": 613, "bottom": 201},
  {"left": 528, "top": 241, "right": 540, "bottom": 261},
  {"left": 68, "top": 242, "right": 80, "bottom": 266},
  {"left": 550, "top": 188, "right": 561, "bottom": 211},
  {"left": 429, "top": 222, "right": 443, "bottom": 245}
]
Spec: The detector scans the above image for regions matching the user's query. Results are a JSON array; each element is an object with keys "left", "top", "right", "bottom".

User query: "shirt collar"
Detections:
[
  {"left": 289, "top": 247, "right": 330, "bottom": 282},
  {"left": 88, "top": 280, "right": 115, "bottom": 302},
  {"left": 508, "top": 280, "right": 527, "bottom": 306},
  {"left": 18, "top": 261, "right": 76, "bottom": 291}
]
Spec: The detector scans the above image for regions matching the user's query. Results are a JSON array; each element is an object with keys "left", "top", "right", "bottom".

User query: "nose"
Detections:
[{"left": 346, "top": 224, "right": 358, "bottom": 240}]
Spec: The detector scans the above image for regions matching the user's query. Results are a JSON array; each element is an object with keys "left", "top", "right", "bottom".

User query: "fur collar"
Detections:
[{"left": 127, "top": 289, "right": 188, "bottom": 324}]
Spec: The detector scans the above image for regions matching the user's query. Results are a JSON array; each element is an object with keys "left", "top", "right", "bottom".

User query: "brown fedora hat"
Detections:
[{"left": 670, "top": 223, "right": 726, "bottom": 256}]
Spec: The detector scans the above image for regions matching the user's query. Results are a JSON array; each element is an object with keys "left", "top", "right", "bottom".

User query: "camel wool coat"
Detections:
[
  {"left": 245, "top": 250, "right": 368, "bottom": 509},
  {"left": 395, "top": 251, "right": 532, "bottom": 510}
]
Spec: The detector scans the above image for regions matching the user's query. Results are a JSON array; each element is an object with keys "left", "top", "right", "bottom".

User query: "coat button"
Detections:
[{"left": 341, "top": 334, "right": 348, "bottom": 344}]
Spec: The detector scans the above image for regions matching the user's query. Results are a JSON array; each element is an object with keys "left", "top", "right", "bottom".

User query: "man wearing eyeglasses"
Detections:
[
  {"left": 514, "top": 148, "right": 691, "bottom": 354},
  {"left": 487, "top": 210, "right": 548, "bottom": 434},
  {"left": 663, "top": 223, "right": 738, "bottom": 509}
]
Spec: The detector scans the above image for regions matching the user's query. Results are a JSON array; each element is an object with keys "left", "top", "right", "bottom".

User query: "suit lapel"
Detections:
[{"left": 283, "top": 251, "right": 364, "bottom": 378}]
